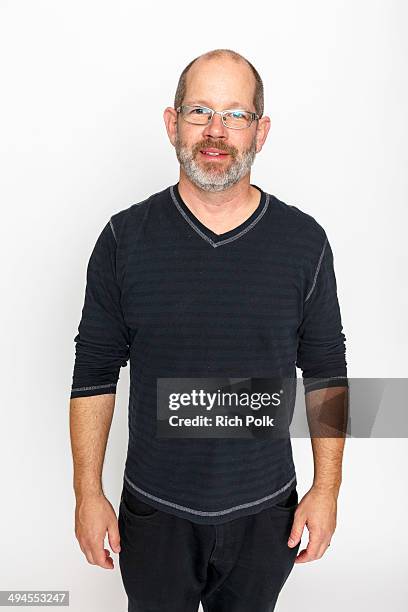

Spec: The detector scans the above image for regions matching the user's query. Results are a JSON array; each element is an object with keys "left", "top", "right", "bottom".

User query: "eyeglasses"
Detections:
[{"left": 176, "top": 105, "right": 259, "bottom": 130}]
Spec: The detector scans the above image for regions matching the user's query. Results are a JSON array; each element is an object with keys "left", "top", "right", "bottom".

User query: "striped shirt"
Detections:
[{"left": 70, "top": 182, "right": 348, "bottom": 524}]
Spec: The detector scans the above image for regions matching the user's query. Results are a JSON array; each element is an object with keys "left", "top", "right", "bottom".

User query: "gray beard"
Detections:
[{"left": 175, "top": 135, "right": 257, "bottom": 193}]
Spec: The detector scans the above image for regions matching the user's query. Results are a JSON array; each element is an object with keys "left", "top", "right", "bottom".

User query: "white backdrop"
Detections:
[{"left": 1, "top": 0, "right": 407, "bottom": 610}]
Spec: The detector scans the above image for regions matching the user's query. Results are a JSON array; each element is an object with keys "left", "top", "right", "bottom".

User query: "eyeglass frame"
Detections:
[{"left": 176, "top": 105, "right": 260, "bottom": 130}]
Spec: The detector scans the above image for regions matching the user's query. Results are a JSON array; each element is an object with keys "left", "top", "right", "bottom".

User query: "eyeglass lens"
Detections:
[{"left": 182, "top": 107, "right": 253, "bottom": 129}]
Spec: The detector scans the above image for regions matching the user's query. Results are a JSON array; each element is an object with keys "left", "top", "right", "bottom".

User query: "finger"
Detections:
[
  {"left": 294, "top": 547, "right": 309, "bottom": 563},
  {"left": 77, "top": 539, "right": 95, "bottom": 565},
  {"left": 287, "top": 514, "right": 305, "bottom": 547},
  {"left": 316, "top": 540, "right": 332, "bottom": 558},
  {"left": 103, "top": 548, "right": 114, "bottom": 568},
  {"left": 91, "top": 544, "right": 114, "bottom": 569},
  {"left": 295, "top": 532, "right": 326, "bottom": 563},
  {"left": 310, "top": 530, "right": 332, "bottom": 559},
  {"left": 108, "top": 520, "right": 121, "bottom": 553},
  {"left": 82, "top": 546, "right": 96, "bottom": 565}
]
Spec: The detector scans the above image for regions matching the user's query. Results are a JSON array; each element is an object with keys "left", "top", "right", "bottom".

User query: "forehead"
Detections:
[
  {"left": 183, "top": 57, "right": 256, "bottom": 110},
  {"left": 184, "top": 99, "right": 249, "bottom": 109}
]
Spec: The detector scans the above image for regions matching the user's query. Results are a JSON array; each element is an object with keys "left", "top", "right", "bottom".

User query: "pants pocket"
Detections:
[
  {"left": 271, "top": 488, "right": 298, "bottom": 512},
  {"left": 120, "top": 487, "right": 160, "bottom": 519}
]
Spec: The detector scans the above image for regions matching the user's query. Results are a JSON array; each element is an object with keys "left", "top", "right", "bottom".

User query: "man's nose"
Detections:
[{"left": 202, "top": 112, "right": 228, "bottom": 139}]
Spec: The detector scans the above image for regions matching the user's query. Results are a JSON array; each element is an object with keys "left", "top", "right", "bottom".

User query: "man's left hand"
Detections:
[{"left": 287, "top": 486, "right": 337, "bottom": 563}]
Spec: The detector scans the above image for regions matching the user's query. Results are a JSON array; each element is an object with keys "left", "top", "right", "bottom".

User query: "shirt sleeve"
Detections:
[
  {"left": 296, "top": 233, "right": 348, "bottom": 394},
  {"left": 70, "top": 219, "right": 130, "bottom": 399}
]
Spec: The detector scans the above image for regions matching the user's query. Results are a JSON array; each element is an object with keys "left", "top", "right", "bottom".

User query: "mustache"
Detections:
[{"left": 192, "top": 140, "right": 237, "bottom": 157}]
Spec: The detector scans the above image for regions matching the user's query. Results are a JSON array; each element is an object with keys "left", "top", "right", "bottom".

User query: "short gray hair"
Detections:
[{"left": 174, "top": 48, "right": 264, "bottom": 117}]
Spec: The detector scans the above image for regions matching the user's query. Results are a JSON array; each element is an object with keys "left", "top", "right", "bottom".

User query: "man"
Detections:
[{"left": 70, "top": 48, "right": 348, "bottom": 612}]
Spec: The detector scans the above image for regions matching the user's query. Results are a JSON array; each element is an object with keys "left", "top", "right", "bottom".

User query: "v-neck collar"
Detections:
[{"left": 169, "top": 182, "right": 270, "bottom": 248}]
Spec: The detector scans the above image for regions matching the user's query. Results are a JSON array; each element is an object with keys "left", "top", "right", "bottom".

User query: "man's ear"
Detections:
[
  {"left": 163, "top": 107, "right": 178, "bottom": 147},
  {"left": 255, "top": 115, "right": 271, "bottom": 154}
]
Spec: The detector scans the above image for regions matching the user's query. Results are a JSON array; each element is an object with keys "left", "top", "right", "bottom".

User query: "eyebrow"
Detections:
[{"left": 185, "top": 100, "right": 251, "bottom": 109}]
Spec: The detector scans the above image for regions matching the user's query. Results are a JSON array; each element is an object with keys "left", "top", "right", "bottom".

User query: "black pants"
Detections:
[{"left": 118, "top": 485, "right": 300, "bottom": 612}]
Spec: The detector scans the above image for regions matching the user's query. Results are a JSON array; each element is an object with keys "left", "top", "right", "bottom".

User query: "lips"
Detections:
[{"left": 200, "top": 148, "right": 229, "bottom": 157}]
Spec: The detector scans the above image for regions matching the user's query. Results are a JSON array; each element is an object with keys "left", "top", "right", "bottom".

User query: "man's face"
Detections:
[{"left": 174, "top": 57, "right": 260, "bottom": 192}]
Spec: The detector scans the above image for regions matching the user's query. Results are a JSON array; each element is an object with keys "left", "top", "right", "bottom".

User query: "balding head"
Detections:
[{"left": 174, "top": 49, "right": 264, "bottom": 118}]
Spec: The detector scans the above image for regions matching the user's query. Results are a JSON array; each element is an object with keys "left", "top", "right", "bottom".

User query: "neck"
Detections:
[{"left": 177, "top": 171, "right": 261, "bottom": 234}]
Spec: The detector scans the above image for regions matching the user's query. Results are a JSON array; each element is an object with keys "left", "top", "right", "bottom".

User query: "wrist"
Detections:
[
  {"left": 74, "top": 480, "right": 104, "bottom": 501},
  {"left": 312, "top": 481, "right": 341, "bottom": 497}
]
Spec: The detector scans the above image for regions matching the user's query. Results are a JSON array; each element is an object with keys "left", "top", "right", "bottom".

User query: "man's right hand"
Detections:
[{"left": 74, "top": 492, "right": 121, "bottom": 569}]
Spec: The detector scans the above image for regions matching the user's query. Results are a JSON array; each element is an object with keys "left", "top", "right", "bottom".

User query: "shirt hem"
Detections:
[{"left": 122, "top": 471, "right": 297, "bottom": 525}]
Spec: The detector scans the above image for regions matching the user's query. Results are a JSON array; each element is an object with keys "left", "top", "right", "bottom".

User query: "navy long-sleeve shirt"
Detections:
[{"left": 70, "top": 182, "right": 348, "bottom": 524}]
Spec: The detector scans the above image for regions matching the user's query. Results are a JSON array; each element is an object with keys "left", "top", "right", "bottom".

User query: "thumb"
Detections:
[
  {"left": 288, "top": 517, "right": 304, "bottom": 547},
  {"left": 108, "top": 520, "right": 121, "bottom": 553}
]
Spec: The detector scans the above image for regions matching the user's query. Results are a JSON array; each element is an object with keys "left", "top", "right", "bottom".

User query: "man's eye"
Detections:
[{"left": 191, "top": 107, "right": 210, "bottom": 115}]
